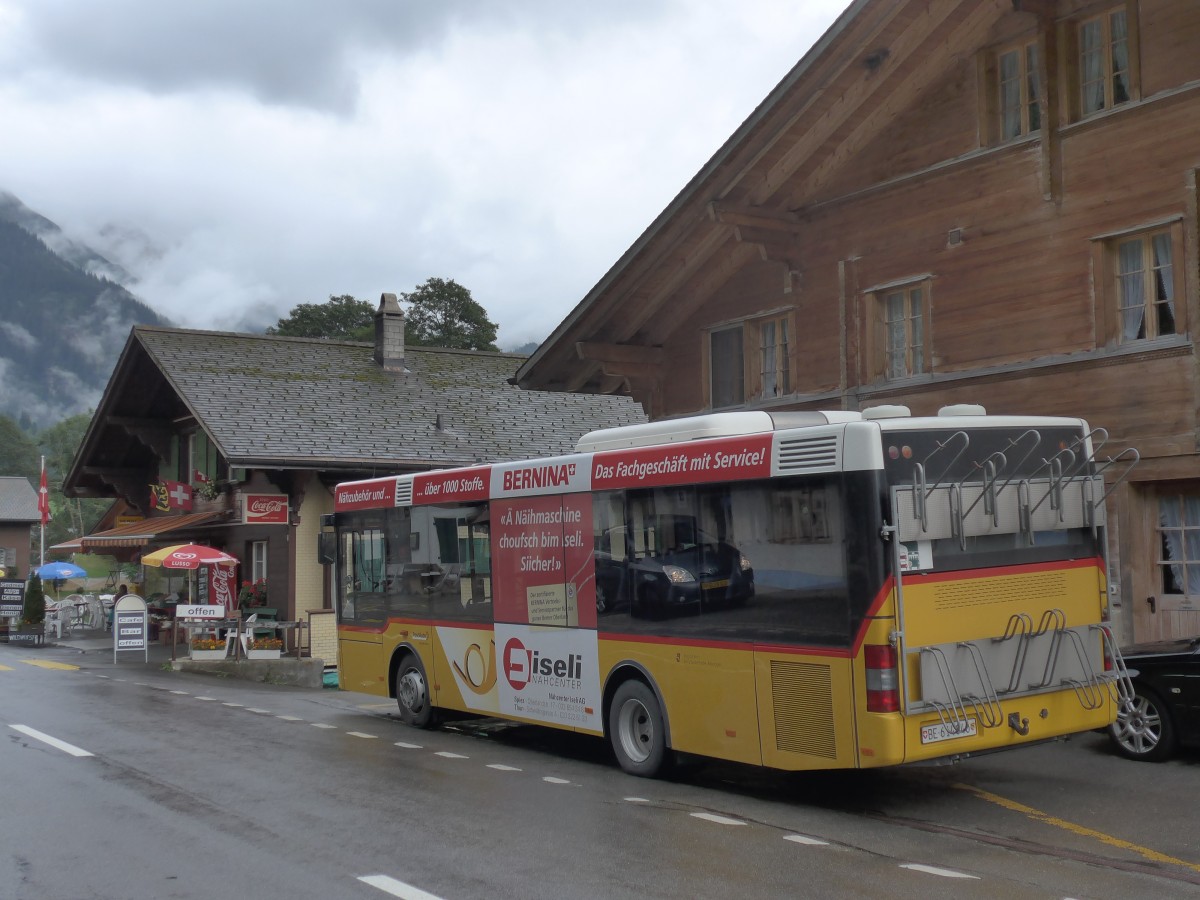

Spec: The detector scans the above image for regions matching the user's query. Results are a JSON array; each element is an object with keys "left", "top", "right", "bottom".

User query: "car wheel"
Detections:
[
  {"left": 395, "top": 652, "right": 434, "bottom": 729},
  {"left": 1109, "top": 686, "right": 1176, "bottom": 761},
  {"left": 609, "top": 679, "right": 668, "bottom": 777}
]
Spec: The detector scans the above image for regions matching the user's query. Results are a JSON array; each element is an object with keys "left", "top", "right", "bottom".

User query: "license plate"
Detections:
[
  {"left": 920, "top": 717, "right": 977, "bottom": 744},
  {"left": 702, "top": 579, "right": 730, "bottom": 590}
]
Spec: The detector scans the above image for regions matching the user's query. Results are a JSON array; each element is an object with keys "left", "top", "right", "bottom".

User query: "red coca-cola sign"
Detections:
[{"left": 242, "top": 493, "right": 289, "bottom": 524}]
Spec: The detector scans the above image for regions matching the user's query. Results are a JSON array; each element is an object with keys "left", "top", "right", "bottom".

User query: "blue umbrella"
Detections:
[{"left": 36, "top": 561, "right": 88, "bottom": 581}]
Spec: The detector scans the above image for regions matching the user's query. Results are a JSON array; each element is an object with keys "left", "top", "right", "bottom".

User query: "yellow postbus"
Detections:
[{"left": 328, "top": 407, "right": 1135, "bottom": 777}]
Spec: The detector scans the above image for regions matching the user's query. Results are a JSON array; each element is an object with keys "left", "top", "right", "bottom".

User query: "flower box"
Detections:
[
  {"left": 246, "top": 648, "right": 281, "bottom": 660},
  {"left": 190, "top": 648, "right": 228, "bottom": 661}
]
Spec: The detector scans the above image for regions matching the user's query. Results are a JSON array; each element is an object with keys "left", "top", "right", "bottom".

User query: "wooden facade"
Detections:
[{"left": 517, "top": 0, "right": 1200, "bottom": 643}]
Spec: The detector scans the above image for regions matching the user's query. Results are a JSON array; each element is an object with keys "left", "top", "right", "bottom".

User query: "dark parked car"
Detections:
[
  {"left": 594, "top": 521, "right": 754, "bottom": 617},
  {"left": 1109, "top": 637, "right": 1200, "bottom": 761}
]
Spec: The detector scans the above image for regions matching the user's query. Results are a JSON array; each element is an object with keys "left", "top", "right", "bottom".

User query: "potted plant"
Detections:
[
  {"left": 237, "top": 578, "right": 268, "bottom": 610},
  {"left": 189, "top": 636, "right": 228, "bottom": 661},
  {"left": 246, "top": 636, "right": 282, "bottom": 660}
]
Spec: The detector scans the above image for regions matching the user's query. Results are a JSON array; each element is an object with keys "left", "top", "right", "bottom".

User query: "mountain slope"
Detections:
[{"left": 0, "top": 214, "right": 171, "bottom": 424}]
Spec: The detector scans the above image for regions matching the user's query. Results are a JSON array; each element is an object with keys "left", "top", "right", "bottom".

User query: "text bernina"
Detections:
[{"left": 502, "top": 462, "right": 576, "bottom": 491}]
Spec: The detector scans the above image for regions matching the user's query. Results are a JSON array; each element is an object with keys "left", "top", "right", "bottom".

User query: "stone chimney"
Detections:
[{"left": 374, "top": 293, "right": 406, "bottom": 372}]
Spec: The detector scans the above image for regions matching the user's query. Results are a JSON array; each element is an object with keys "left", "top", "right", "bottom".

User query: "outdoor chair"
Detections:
[
  {"left": 63, "top": 594, "right": 88, "bottom": 629},
  {"left": 44, "top": 603, "right": 70, "bottom": 639},
  {"left": 239, "top": 609, "right": 280, "bottom": 655}
]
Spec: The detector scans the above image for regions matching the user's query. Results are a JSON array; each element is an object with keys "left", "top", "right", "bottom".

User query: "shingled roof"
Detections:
[
  {"left": 0, "top": 477, "right": 39, "bottom": 523},
  {"left": 78, "top": 326, "right": 645, "bottom": 484}
]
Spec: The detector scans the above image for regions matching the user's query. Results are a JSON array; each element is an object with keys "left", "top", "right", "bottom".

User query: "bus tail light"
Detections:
[{"left": 865, "top": 643, "right": 899, "bottom": 713}]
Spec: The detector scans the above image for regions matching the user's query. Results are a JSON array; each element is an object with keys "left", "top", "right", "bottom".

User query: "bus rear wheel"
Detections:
[
  {"left": 609, "top": 679, "right": 667, "bottom": 777},
  {"left": 395, "top": 653, "right": 434, "bottom": 729}
]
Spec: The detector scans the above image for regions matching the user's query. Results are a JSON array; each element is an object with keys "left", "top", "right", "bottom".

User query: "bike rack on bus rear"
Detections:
[{"left": 890, "top": 427, "right": 1139, "bottom": 736}]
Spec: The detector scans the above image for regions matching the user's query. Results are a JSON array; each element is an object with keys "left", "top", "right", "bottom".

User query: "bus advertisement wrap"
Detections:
[
  {"left": 335, "top": 478, "right": 397, "bottom": 510},
  {"left": 436, "top": 626, "right": 501, "bottom": 715},
  {"left": 413, "top": 466, "right": 491, "bottom": 504},
  {"left": 493, "top": 494, "right": 596, "bottom": 629},
  {"left": 591, "top": 433, "right": 772, "bottom": 490},
  {"left": 497, "top": 623, "right": 602, "bottom": 731}
]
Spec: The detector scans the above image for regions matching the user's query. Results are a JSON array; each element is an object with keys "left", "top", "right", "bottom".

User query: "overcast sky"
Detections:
[{"left": 1, "top": 1, "right": 848, "bottom": 348}]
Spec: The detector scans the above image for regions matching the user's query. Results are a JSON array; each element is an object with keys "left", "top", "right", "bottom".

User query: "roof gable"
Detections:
[
  {"left": 66, "top": 326, "right": 645, "bottom": 496},
  {"left": 516, "top": 0, "right": 1017, "bottom": 397},
  {"left": 0, "top": 476, "right": 39, "bottom": 522}
]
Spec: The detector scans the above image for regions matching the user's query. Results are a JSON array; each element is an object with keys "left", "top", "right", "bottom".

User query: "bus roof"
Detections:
[{"left": 575, "top": 410, "right": 862, "bottom": 452}]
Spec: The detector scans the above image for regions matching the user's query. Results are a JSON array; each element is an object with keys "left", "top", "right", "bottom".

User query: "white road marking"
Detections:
[
  {"left": 10, "top": 725, "right": 93, "bottom": 758},
  {"left": 276, "top": 715, "right": 302, "bottom": 721},
  {"left": 394, "top": 741, "right": 423, "bottom": 749},
  {"left": 624, "top": 797, "right": 650, "bottom": 803},
  {"left": 784, "top": 834, "right": 830, "bottom": 846},
  {"left": 347, "top": 731, "right": 378, "bottom": 739},
  {"left": 358, "top": 874, "right": 444, "bottom": 899},
  {"left": 435, "top": 751, "right": 468, "bottom": 759},
  {"left": 543, "top": 777, "right": 571, "bottom": 784},
  {"left": 195, "top": 696, "right": 217, "bottom": 701},
  {"left": 691, "top": 812, "right": 745, "bottom": 826},
  {"left": 487, "top": 764, "right": 521, "bottom": 771},
  {"left": 312, "top": 723, "right": 337, "bottom": 729},
  {"left": 170, "top": 690, "right": 189, "bottom": 695},
  {"left": 223, "top": 702, "right": 244, "bottom": 708},
  {"left": 900, "top": 864, "right": 979, "bottom": 880},
  {"left": 246, "top": 708, "right": 272, "bottom": 714}
]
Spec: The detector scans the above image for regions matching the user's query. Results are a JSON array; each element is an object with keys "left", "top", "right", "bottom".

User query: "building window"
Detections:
[
  {"left": 881, "top": 284, "right": 927, "bottom": 380},
  {"left": 1079, "top": 8, "right": 1129, "bottom": 115},
  {"left": 251, "top": 540, "right": 268, "bottom": 583},
  {"left": 1158, "top": 494, "right": 1200, "bottom": 597},
  {"left": 998, "top": 42, "right": 1039, "bottom": 140},
  {"left": 1115, "top": 229, "right": 1176, "bottom": 342},
  {"left": 758, "top": 317, "right": 791, "bottom": 399},
  {"left": 709, "top": 325, "right": 745, "bottom": 408}
]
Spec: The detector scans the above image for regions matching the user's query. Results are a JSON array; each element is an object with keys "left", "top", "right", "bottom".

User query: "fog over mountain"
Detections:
[{"left": 0, "top": 191, "right": 171, "bottom": 426}]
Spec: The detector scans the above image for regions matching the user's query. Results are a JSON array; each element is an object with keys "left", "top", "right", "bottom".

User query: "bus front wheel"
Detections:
[
  {"left": 609, "top": 679, "right": 667, "bottom": 777},
  {"left": 395, "top": 653, "right": 434, "bottom": 729}
]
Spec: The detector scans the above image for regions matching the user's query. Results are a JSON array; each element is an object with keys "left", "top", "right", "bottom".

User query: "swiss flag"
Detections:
[
  {"left": 165, "top": 480, "right": 194, "bottom": 511},
  {"left": 38, "top": 460, "right": 51, "bottom": 526}
]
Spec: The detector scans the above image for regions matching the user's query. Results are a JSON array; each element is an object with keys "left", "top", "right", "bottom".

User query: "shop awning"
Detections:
[{"left": 78, "top": 511, "right": 228, "bottom": 551}]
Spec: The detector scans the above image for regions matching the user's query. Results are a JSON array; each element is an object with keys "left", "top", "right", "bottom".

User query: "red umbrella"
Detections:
[{"left": 141, "top": 543, "right": 236, "bottom": 570}]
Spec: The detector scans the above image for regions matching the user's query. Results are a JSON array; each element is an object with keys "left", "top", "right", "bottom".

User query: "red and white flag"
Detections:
[
  {"left": 193, "top": 469, "right": 210, "bottom": 484},
  {"left": 165, "top": 480, "right": 194, "bottom": 511},
  {"left": 38, "top": 458, "right": 51, "bottom": 525}
]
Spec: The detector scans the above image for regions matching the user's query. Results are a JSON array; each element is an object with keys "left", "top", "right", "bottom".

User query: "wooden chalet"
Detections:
[
  {"left": 516, "top": 0, "right": 1200, "bottom": 643},
  {"left": 63, "top": 295, "right": 645, "bottom": 645}
]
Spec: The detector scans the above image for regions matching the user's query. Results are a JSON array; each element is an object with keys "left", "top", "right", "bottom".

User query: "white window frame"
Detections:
[
  {"left": 251, "top": 540, "right": 268, "bottom": 584},
  {"left": 1079, "top": 7, "right": 1130, "bottom": 116},
  {"left": 758, "top": 316, "right": 792, "bottom": 399},
  {"left": 882, "top": 285, "right": 927, "bottom": 380},
  {"left": 1114, "top": 228, "right": 1177, "bottom": 343},
  {"left": 998, "top": 41, "right": 1040, "bottom": 141}
]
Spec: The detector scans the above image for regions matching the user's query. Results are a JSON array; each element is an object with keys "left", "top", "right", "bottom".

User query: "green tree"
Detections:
[
  {"left": 38, "top": 414, "right": 109, "bottom": 549},
  {"left": 266, "top": 294, "right": 375, "bottom": 341},
  {"left": 23, "top": 572, "right": 45, "bottom": 626},
  {"left": 402, "top": 278, "right": 499, "bottom": 351},
  {"left": 0, "top": 414, "right": 38, "bottom": 480}
]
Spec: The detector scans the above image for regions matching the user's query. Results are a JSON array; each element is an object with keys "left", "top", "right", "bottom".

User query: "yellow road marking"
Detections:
[
  {"left": 0, "top": 664, "right": 12, "bottom": 671},
  {"left": 957, "top": 783, "right": 1200, "bottom": 873},
  {"left": 21, "top": 660, "right": 80, "bottom": 671}
]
